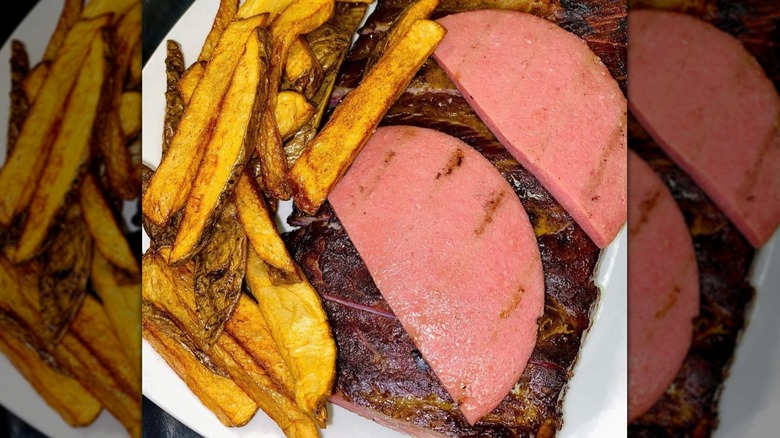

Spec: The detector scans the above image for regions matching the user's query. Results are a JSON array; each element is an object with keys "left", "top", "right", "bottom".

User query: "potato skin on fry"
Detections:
[
  {"left": 8, "top": 40, "right": 30, "bottom": 158},
  {"left": 143, "top": 14, "right": 267, "bottom": 227},
  {"left": 288, "top": 19, "right": 446, "bottom": 214}
]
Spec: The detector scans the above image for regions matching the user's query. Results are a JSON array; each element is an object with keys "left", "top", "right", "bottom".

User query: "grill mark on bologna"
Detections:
[
  {"left": 475, "top": 189, "right": 507, "bottom": 236},
  {"left": 629, "top": 187, "right": 661, "bottom": 237},
  {"left": 435, "top": 148, "right": 465, "bottom": 179}
]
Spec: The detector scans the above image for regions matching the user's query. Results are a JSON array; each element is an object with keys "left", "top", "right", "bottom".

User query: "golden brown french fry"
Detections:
[
  {"left": 100, "top": 3, "right": 141, "bottom": 200},
  {"left": 0, "top": 328, "right": 103, "bottom": 427},
  {"left": 80, "top": 174, "right": 139, "bottom": 274},
  {"left": 143, "top": 14, "right": 267, "bottom": 226},
  {"left": 22, "top": 62, "right": 49, "bottom": 103},
  {"left": 199, "top": 0, "right": 239, "bottom": 62},
  {"left": 245, "top": 247, "right": 336, "bottom": 427},
  {"left": 365, "top": 0, "right": 439, "bottom": 74},
  {"left": 235, "top": 174, "right": 294, "bottom": 273},
  {"left": 236, "top": 0, "right": 294, "bottom": 20},
  {"left": 225, "top": 294, "right": 295, "bottom": 400},
  {"left": 90, "top": 250, "right": 141, "bottom": 382},
  {"left": 82, "top": 0, "right": 136, "bottom": 19},
  {"left": 142, "top": 307, "right": 258, "bottom": 427},
  {"left": 285, "top": 38, "right": 324, "bottom": 100},
  {"left": 0, "top": 257, "right": 141, "bottom": 437},
  {"left": 169, "top": 28, "right": 269, "bottom": 264},
  {"left": 276, "top": 91, "right": 314, "bottom": 140},
  {"left": 43, "top": 0, "right": 83, "bottom": 62},
  {"left": 178, "top": 61, "right": 204, "bottom": 106},
  {"left": 12, "top": 32, "right": 109, "bottom": 262},
  {"left": 8, "top": 40, "right": 30, "bottom": 158},
  {"left": 0, "top": 15, "right": 111, "bottom": 226},
  {"left": 288, "top": 19, "right": 446, "bottom": 214},
  {"left": 145, "top": 248, "right": 318, "bottom": 436},
  {"left": 256, "top": 0, "right": 335, "bottom": 200},
  {"left": 120, "top": 91, "right": 141, "bottom": 140}
]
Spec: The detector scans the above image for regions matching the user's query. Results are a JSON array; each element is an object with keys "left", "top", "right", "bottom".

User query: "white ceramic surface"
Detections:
[
  {"left": 141, "top": 1, "right": 628, "bottom": 436},
  {"left": 0, "top": 1, "right": 126, "bottom": 436}
]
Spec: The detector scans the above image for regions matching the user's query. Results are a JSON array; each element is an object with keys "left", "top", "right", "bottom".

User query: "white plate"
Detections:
[
  {"left": 141, "top": 1, "right": 627, "bottom": 436},
  {"left": 0, "top": 1, "right": 126, "bottom": 437}
]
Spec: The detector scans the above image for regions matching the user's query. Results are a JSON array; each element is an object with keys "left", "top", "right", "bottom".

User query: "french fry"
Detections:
[
  {"left": 285, "top": 38, "right": 324, "bottom": 100},
  {"left": 82, "top": 0, "right": 136, "bottom": 19},
  {"left": 90, "top": 250, "right": 141, "bottom": 384},
  {"left": 80, "top": 174, "right": 139, "bottom": 274},
  {"left": 42, "top": 0, "right": 83, "bottom": 62},
  {"left": 288, "top": 19, "right": 446, "bottom": 214},
  {"left": 284, "top": 2, "right": 368, "bottom": 164},
  {"left": 143, "top": 14, "right": 268, "bottom": 226},
  {"left": 235, "top": 174, "right": 294, "bottom": 273},
  {"left": 142, "top": 305, "right": 258, "bottom": 427},
  {"left": 225, "top": 294, "right": 295, "bottom": 400},
  {"left": 8, "top": 40, "right": 30, "bottom": 158},
  {"left": 0, "top": 15, "right": 111, "bottom": 226},
  {"left": 164, "top": 40, "right": 186, "bottom": 155},
  {"left": 178, "top": 61, "right": 204, "bottom": 106},
  {"left": 21, "top": 62, "right": 48, "bottom": 103},
  {"left": 145, "top": 248, "right": 317, "bottom": 436},
  {"left": 120, "top": 91, "right": 141, "bottom": 140},
  {"left": 199, "top": 0, "right": 239, "bottom": 63},
  {"left": 12, "top": 32, "right": 109, "bottom": 262},
  {"left": 0, "top": 328, "right": 103, "bottom": 427},
  {"left": 141, "top": 165, "right": 179, "bottom": 248},
  {"left": 245, "top": 247, "right": 336, "bottom": 427},
  {"left": 99, "top": 3, "right": 141, "bottom": 200},
  {"left": 364, "top": 0, "right": 439, "bottom": 74},
  {"left": 236, "top": 0, "right": 294, "bottom": 20},
  {"left": 170, "top": 28, "right": 270, "bottom": 264},
  {"left": 276, "top": 91, "right": 315, "bottom": 140},
  {"left": 256, "top": 0, "right": 335, "bottom": 200},
  {"left": 128, "top": 39, "right": 141, "bottom": 90}
]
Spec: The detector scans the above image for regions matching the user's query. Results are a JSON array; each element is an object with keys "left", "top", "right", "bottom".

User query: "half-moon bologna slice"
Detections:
[
  {"left": 433, "top": 10, "right": 627, "bottom": 248},
  {"left": 329, "top": 126, "right": 545, "bottom": 425}
]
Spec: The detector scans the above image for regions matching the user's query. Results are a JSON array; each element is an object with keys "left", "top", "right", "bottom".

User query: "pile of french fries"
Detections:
[
  {"left": 142, "top": 0, "right": 445, "bottom": 436},
  {"left": 0, "top": 0, "right": 141, "bottom": 436}
]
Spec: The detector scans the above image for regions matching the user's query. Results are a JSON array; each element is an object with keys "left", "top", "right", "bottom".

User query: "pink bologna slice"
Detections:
[
  {"left": 433, "top": 10, "right": 627, "bottom": 248},
  {"left": 329, "top": 126, "right": 545, "bottom": 425},
  {"left": 628, "top": 150, "right": 700, "bottom": 421},
  {"left": 629, "top": 10, "right": 780, "bottom": 248}
]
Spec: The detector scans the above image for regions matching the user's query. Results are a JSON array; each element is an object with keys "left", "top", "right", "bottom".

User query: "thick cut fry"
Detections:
[
  {"left": 225, "top": 294, "right": 295, "bottom": 399},
  {"left": 141, "top": 165, "right": 179, "bottom": 248},
  {"left": 164, "top": 40, "right": 186, "bottom": 155},
  {"left": 235, "top": 174, "right": 294, "bottom": 273},
  {"left": 199, "top": 0, "right": 239, "bottom": 62},
  {"left": 0, "top": 329, "right": 103, "bottom": 427},
  {"left": 284, "top": 2, "right": 367, "bottom": 164},
  {"left": 192, "top": 202, "right": 247, "bottom": 345},
  {"left": 91, "top": 251, "right": 141, "bottom": 381},
  {"left": 100, "top": 3, "right": 141, "bottom": 200},
  {"left": 120, "top": 91, "right": 141, "bottom": 140},
  {"left": 8, "top": 40, "right": 30, "bottom": 158},
  {"left": 21, "top": 62, "right": 48, "bottom": 103},
  {"left": 178, "top": 61, "right": 204, "bottom": 106},
  {"left": 0, "top": 16, "right": 110, "bottom": 226},
  {"left": 288, "top": 20, "right": 446, "bottom": 214},
  {"left": 365, "top": 0, "right": 439, "bottom": 74},
  {"left": 13, "top": 33, "right": 109, "bottom": 262},
  {"left": 43, "top": 0, "right": 83, "bottom": 62},
  {"left": 257, "top": 0, "right": 335, "bottom": 200},
  {"left": 170, "top": 29, "right": 269, "bottom": 264},
  {"left": 143, "top": 14, "right": 267, "bottom": 226},
  {"left": 1, "top": 257, "right": 141, "bottom": 437},
  {"left": 236, "top": 0, "right": 294, "bottom": 20},
  {"left": 38, "top": 203, "right": 92, "bottom": 342},
  {"left": 82, "top": 0, "right": 135, "bottom": 19},
  {"left": 245, "top": 248, "right": 336, "bottom": 427},
  {"left": 144, "top": 248, "right": 317, "bottom": 436},
  {"left": 142, "top": 308, "right": 258, "bottom": 427},
  {"left": 81, "top": 174, "right": 139, "bottom": 274},
  {"left": 285, "top": 38, "right": 324, "bottom": 99},
  {"left": 276, "top": 91, "right": 315, "bottom": 140}
]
